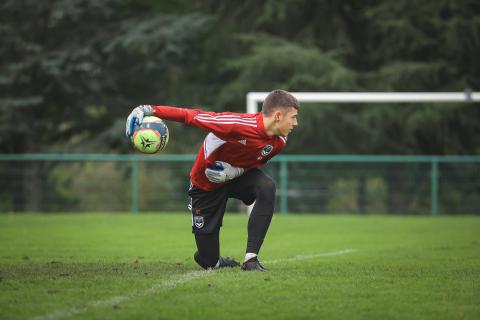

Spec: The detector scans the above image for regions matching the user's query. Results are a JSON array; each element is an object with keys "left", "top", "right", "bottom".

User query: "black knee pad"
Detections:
[{"left": 194, "top": 251, "right": 218, "bottom": 269}]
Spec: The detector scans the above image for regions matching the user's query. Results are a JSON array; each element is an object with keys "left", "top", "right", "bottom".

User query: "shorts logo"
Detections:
[
  {"left": 261, "top": 144, "right": 273, "bottom": 156},
  {"left": 193, "top": 216, "right": 204, "bottom": 228}
]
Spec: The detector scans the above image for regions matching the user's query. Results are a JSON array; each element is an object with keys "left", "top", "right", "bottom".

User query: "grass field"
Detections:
[{"left": 0, "top": 213, "right": 479, "bottom": 320}]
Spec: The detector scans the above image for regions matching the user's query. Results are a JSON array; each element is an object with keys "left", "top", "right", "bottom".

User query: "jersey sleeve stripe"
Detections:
[
  {"left": 195, "top": 117, "right": 257, "bottom": 125},
  {"left": 195, "top": 114, "right": 257, "bottom": 123},
  {"left": 194, "top": 118, "right": 258, "bottom": 127},
  {"left": 195, "top": 116, "right": 257, "bottom": 123},
  {"left": 196, "top": 113, "right": 256, "bottom": 119}
]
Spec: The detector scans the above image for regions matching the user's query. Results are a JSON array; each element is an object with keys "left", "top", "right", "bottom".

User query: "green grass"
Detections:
[{"left": 0, "top": 213, "right": 479, "bottom": 320}]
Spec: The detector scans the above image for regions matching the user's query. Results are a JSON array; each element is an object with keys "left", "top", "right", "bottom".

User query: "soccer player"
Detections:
[{"left": 125, "top": 89, "right": 299, "bottom": 271}]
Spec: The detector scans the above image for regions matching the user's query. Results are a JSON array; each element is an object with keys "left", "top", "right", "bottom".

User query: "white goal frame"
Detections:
[
  {"left": 247, "top": 91, "right": 479, "bottom": 114},
  {"left": 245, "top": 91, "right": 478, "bottom": 214}
]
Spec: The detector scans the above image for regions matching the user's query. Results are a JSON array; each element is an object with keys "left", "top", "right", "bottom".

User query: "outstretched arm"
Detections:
[
  {"left": 152, "top": 105, "right": 258, "bottom": 137},
  {"left": 126, "top": 105, "right": 257, "bottom": 138}
]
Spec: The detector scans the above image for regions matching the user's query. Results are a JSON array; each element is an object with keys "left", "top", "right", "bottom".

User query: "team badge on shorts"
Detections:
[
  {"left": 193, "top": 216, "right": 204, "bottom": 228},
  {"left": 261, "top": 144, "right": 273, "bottom": 156}
]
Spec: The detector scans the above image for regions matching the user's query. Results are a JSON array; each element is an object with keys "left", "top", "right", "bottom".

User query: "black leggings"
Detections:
[{"left": 193, "top": 169, "right": 276, "bottom": 269}]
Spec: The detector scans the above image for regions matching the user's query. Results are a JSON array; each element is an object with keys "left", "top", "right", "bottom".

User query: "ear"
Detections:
[{"left": 274, "top": 110, "right": 282, "bottom": 121}]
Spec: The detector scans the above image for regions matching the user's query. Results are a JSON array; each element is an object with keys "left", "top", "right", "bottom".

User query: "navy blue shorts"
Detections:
[{"left": 187, "top": 169, "right": 271, "bottom": 234}]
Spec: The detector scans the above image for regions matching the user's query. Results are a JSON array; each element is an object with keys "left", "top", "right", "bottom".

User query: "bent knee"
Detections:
[
  {"left": 255, "top": 176, "right": 276, "bottom": 199},
  {"left": 194, "top": 251, "right": 218, "bottom": 269}
]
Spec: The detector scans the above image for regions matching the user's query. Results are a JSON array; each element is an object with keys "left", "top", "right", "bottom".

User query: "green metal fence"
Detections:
[{"left": 0, "top": 154, "right": 479, "bottom": 215}]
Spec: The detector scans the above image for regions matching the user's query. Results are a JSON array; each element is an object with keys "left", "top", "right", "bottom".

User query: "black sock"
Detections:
[
  {"left": 247, "top": 210, "right": 273, "bottom": 254},
  {"left": 246, "top": 184, "right": 275, "bottom": 254}
]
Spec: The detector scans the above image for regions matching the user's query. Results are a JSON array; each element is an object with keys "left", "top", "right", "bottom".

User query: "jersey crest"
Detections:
[{"left": 261, "top": 144, "right": 273, "bottom": 156}]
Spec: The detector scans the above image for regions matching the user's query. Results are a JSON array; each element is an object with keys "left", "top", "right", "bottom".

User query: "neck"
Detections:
[{"left": 262, "top": 114, "right": 277, "bottom": 136}]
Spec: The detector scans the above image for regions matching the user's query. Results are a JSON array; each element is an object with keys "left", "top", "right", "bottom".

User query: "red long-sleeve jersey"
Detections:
[{"left": 152, "top": 105, "right": 287, "bottom": 191}]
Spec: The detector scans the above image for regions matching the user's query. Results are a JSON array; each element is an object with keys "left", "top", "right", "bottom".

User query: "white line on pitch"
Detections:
[
  {"left": 33, "top": 249, "right": 356, "bottom": 320},
  {"left": 266, "top": 248, "right": 357, "bottom": 264}
]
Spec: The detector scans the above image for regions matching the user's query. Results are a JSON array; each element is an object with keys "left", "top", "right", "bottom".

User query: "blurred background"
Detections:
[{"left": 1, "top": 0, "right": 479, "bottom": 214}]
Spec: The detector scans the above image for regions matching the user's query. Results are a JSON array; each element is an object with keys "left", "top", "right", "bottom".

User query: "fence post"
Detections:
[
  {"left": 131, "top": 161, "right": 139, "bottom": 213},
  {"left": 430, "top": 159, "right": 439, "bottom": 216},
  {"left": 279, "top": 158, "right": 288, "bottom": 214}
]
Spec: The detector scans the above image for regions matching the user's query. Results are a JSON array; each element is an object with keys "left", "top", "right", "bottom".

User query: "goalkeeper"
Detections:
[{"left": 126, "top": 90, "right": 299, "bottom": 271}]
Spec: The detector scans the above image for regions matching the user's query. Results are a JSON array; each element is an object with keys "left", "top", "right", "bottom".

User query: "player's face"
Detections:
[{"left": 276, "top": 107, "right": 298, "bottom": 136}]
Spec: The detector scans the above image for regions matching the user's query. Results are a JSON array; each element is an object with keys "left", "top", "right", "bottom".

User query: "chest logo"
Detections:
[
  {"left": 261, "top": 144, "right": 273, "bottom": 157},
  {"left": 238, "top": 139, "right": 247, "bottom": 145}
]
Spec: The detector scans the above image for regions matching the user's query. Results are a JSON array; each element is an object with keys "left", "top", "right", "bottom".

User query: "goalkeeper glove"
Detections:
[
  {"left": 125, "top": 105, "right": 154, "bottom": 137},
  {"left": 205, "top": 161, "right": 244, "bottom": 184}
]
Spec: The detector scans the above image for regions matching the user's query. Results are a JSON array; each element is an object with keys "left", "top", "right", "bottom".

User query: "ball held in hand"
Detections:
[{"left": 131, "top": 116, "right": 169, "bottom": 153}]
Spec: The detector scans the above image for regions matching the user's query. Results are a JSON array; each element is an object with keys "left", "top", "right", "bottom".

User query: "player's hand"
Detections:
[
  {"left": 125, "top": 105, "right": 154, "bottom": 137},
  {"left": 205, "top": 161, "right": 244, "bottom": 183}
]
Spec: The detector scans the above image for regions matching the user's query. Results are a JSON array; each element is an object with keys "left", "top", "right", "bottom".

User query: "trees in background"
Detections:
[
  {"left": 0, "top": 0, "right": 208, "bottom": 210},
  {"left": 0, "top": 0, "right": 210, "bottom": 154},
  {"left": 1, "top": 0, "right": 478, "bottom": 155}
]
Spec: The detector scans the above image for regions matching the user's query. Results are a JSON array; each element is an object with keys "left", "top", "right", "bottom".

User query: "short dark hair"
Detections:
[{"left": 261, "top": 89, "right": 299, "bottom": 116}]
